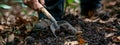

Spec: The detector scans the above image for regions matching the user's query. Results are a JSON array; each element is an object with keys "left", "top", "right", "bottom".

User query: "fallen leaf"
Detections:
[
  {"left": 0, "top": 36, "right": 4, "bottom": 45},
  {"left": 0, "top": 25, "right": 5, "bottom": 30},
  {"left": 64, "top": 41, "right": 78, "bottom": 45},
  {"left": 78, "top": 38, "right": 86, "bottom": 45},
  {"left": 112, "top": 43, "right": 117, "bottom": 45},
  {"left": 83, "top": 18, "right": 100, "bottom": 22},
  {"left": 8, "top": 34, "right": 15, "bottom": 42},
  {"left": 105, "top": 33, "right": 115, "bottom": 38},
  {"left": 104, "top": 27, "right": 117, "bottom": 31},
  {"left": 117, "top": 36, "right": 120, "bottom": 40},
  {"left": 99, "top": 18, "right": 117, "bottom": 23},
  {"left": 112, "top": 36, "right": 120, "bottom": 42},
  {"left": 109, "top": 1, "right": 117, "bottom": 6}
]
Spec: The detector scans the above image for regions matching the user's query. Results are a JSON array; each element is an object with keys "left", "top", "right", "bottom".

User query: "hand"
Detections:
[{"left": 23, "top": 0, "right": 45, "bottom": 11}]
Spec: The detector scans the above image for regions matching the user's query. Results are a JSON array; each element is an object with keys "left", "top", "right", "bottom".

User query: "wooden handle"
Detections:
[{"left": 38, "top": 7, "right": 57, "bottom": 23}]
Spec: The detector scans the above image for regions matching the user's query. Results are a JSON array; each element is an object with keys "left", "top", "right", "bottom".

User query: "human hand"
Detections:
[{"left": 23, "top": 0, "right": 45, "bottom": 10}]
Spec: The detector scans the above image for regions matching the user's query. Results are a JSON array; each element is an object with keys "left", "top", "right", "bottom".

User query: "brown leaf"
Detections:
[
  {"left": 0, "top": 25, "right": 5, "bottom": 30},
  {"left": 64, "top": 41, "right": 78, "bottom": 45},
  {"left": 8, "top": 34, "right": 15, "bottom": 42},
  {"left": 99, "top": 18, "right": 117, "bottom": 23},
  {"left": 83, "top": 18, "right": 99, "bottom": 22},
  {"left": 112, "top": 36, "right": 120, "bottom": 42},
  {"left": 0, "top": 36, "right": 4, "bottom": 45},
  {"left": 117, "top": 36, "right": 120, "bottom": 40},
  {"left": 78, "top": 38, "right": 86, "bottom": 45},
  {"left": 108, "top": 1, "right": 117, "bottom": 6},
  {"left": 104, "top": 27, "right": 117, "bottom": 32},
  {"left": 105, "top": 33, "right": 115, "bottom": 38}
]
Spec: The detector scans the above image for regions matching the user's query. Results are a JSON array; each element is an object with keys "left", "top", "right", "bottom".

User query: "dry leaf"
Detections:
[
  {"left": 8, "top": 34, "right": 15, "bottom": 42},
  {"left": 109, "top": 1, "right": 117, "bottom": 6},
  {"left": 105, "top": 33, "right": 115, "bottom": 38},
  {"left": 99, "top": 18, "right": 117, "bottom": 23},
  {"left": 83, "top": 18, "right": 99, "bottom": 22},
  {"left": 104, "top": 27, "right": 117, "bottom": 31},
  {"left": 78, "top": 38, "right": 86, "bottom": 45},
  {"left": 0, "top": 25, "right": 5, "bottom": 30},
  {"left": 64, "top": 41, "right": 78, "bottom": 45},
  {"left": 0, "top": 36, "right": 4, "bottom": 45},
  {"left": 6, "top": 15, "right": 16, "bottom": 25},
  {"left": 112, "top": 36, "right": 120, "bottom": 42},
  {"left": 117, "top": 36, "right": 120, "bottom": 40},
  {"left": 112, "top": 43, "right": 117, "bottom": 45}
]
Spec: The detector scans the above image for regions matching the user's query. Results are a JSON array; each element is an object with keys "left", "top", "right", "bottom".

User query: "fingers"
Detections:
[
  {"left": 39, "top": 0, "right": 45, "bottom": 5},
  {"left": 23, "top": 0, "right": 31, "bottom": 5},
  {"left": 34, "top": 1, "right": 43, "bottom": 10},
  {"left": 23, "top": 0, "right": 43, "bottom": 11}
]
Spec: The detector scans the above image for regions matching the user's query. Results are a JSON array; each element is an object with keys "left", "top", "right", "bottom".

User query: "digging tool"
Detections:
[
  {"left": 37, "top": 4, "right": 77, "bottom": 38},
  {"left": 38, "top": 5, "right": 60, "bottom": 37}
]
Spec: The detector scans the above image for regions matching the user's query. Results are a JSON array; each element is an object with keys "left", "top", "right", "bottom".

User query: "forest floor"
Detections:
[{"left": 0, "top": 0, "right": 120, "bottom": 45}]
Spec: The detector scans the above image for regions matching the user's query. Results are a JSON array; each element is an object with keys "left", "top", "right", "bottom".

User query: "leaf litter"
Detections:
[{"left": 0, "top": 0, "right": 120, "bottom": 45}]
